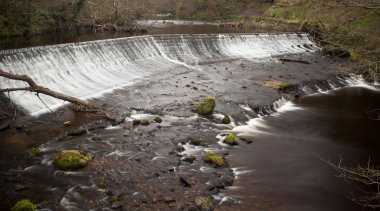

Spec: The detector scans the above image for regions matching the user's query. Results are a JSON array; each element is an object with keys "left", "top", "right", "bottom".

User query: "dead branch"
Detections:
[
  {"left": 317, "top": 154, "right": 380, "bottom": 208},
  {"left": 0, "top": 69, "right": 92, "bottom": 108}
]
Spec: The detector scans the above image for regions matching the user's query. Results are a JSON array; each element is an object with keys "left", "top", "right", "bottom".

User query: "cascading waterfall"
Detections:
[{"left": 0, "top": 33, "right": 317, "bottom": 115}]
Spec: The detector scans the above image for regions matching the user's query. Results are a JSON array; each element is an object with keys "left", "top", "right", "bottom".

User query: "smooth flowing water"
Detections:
[{"left": 226, "top": 86, "right": 380, "bottom": 210}]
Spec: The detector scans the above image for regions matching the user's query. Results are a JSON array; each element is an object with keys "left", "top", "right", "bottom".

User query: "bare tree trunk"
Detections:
[{"left": 0, "top": 69, "right": 92, "bottom": 108}]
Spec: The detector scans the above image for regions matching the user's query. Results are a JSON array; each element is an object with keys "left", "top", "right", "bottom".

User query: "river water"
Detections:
[
  {"left": 225, "top": 86, "right": 380, "bottom": 210},
  {"left": 0, "top": 22, "right": 379, "bottom": 210}
]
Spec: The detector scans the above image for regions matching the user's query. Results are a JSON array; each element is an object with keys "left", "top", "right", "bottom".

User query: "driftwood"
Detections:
[
  {"left": 0, "top": 69, "right": 120, "bottom": 122},
  {"left": 0, "top": 69, "right": 92, "bottom": 107}
]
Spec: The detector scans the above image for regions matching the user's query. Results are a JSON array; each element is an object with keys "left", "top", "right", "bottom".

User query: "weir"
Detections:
[{"left": 0, "top": 33, "right": 317, "bottom": 115}]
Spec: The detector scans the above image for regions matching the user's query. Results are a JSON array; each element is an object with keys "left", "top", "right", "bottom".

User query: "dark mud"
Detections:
[{"left": 0, "top": 51, "right": 371, "bottom": 210}]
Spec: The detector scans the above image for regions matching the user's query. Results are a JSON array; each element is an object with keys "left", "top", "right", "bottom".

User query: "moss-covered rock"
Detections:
[
  {"left": 223, "top": 133, "right": 240, "bottom": 145},
  {"left": 188, "top": 136, "right": 202, "bottom": 146},
  {"left": 11, "top": 199, "right": 35, "bottom": 211},
  {"left": 194, "top": 196, "right": 215, "bottom": 211},
  {"left": 154, "top": 116, "right": 162, "bottom": 123},
  {"left": 91, "top": 133, "right": 102, "bottom": 141},
  {"left": 53, "top": 150, "right": 93, "bottom": 171},
  {"left": 29, "top": 148, "right": 41, "bottom": 156},
  {"left": 222, "top": 115, "right": 231, "bottom": 124},
  {"left": 140, "top": 120, "right": 150, "bottom": 126},
  {"left": 204, "top": 152, "right": 228, "bottom": 168},
  {"left": 194, "top": 96, "right": 216, "bottom": 115}
]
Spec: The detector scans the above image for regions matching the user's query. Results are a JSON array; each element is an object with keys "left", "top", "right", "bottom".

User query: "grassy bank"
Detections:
[{"left": 265, "top": 0, "right": 380, "bottom": 77}]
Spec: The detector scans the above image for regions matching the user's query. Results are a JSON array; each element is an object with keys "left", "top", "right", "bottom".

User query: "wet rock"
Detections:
[
  {"left": 194, "top": 96, "right": 216, "bottom": 116},
  {"left": 0, "top": 122, "right": 10, "bottom": 131},
  {"left": 193, "top": 87, "right": 198, "bottom": 90},
  {"left": 152, "top": 197, "right": 157, "bottom": 203},
  {"left": 91, "top": 133, "right": 102, "bottom": 141},
  {"left": 176, "top": 143, "right": 185, "bottom": 152},
  {"left": 181, "top": 155, "right": 196, "bottom": 163},
  {"left": 180, "top": 176, "right": 192, "bottom": 188},
  {"left": 63, "top": 121, "right": 72, "bottom": 127},
  {"left": 133, "top": 119, "right": 141, "bottom": 126},
  {"left": 241, "top": 137, "right": 253, "bottom": 144},
  {"left": 187, "top": 136, "right": 202, "bottom": 146},
  {"left": 164, "top": 196, "right": 176, "bottom": 203},
  {"left": 140, "top": 120, "right": 150, "bottom": 126},
  {"left": 221, "top": 115, "right": 231, "bottom": 124},
  {"left": 154, "top": 116, "right": 162, "bottom": 123},
  {"left": 98, "top": 178, "right": 106, "bottom": 189},
  {"left": 204, "top": 153, "right": 228, "bottom": 168},
  {"left": 15, "top": 124, "right": 25, "bottom": 131},
  {"left": 111, "top": 202, "right": 122, "bottom": 209},
  {"left": 223, "top": 133, "right": 240, "bottom": 145},
  {"left": 194, "top": 196, "right": 215, "bottom": 211},
  {"left": 67, "top": 127, "right": 87, "bottom": 136},
  {"left": 53, "top": 150, "right": 93, "bottom": 171},
  {"left": 29, "top": 147, "right": 41, "bottom": 156},
  {"left": 11, "top": 199, "right": 35, "bottom": 211}
]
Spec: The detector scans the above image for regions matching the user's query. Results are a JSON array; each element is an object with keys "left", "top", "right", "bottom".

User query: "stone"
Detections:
[
  {"left": 204, "top": 152, "right": 228, "bottom": 168},
  {"left": 63, "top": 121, "right": 72, "bottom": 127},
  {"left": 180, "top": 176, "right": 192, "bottom": 188},
  {"left": 53, "top": 150, "right": 93, "bottom": 171},
  {"left": 164, "top": 196, "right": 176, "bottom": 203},
  {"left": 181, "top": 155, "right": 196, "bottom": 163},
  {"left": 194, "top": 196, "right": 215, "bottom": 211},
  {"left": 29, "top": 148, "right": 41, "bottom": 156},
  {"left": 133, "top": 119, "right": 141, "bottom": 126},
  {"left": 221, "top": 115, "right": 231, "bottom": 124},
  {"left": 140, "top": 120, "right": 150, "bottom": 126},
  {"left": 187, "top": 136, "right": 202, "bottom": 146},
  {"left": 194, "top": 96, "right": 216, "bottom": 116},
  {"left": 91, "top": 133, "right": 102, "bottom": 141},
  {"left": 176, "top": 143, "right": 185, "bottom": 152},
  {"left": 154, "top": 116, "right": 162, "bottom": 123},
  {"left": 11, "top": 199, "right": 35, "bottom": 211},
  {"left": 67, "top": 127, "right": 87, "bottom": 136},
  {"left": 223, "top": 133, "right": 240, "bottom": 145}
]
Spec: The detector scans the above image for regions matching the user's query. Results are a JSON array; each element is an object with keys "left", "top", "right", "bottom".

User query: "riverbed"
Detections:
[{"left": 0, "top": 23, "right": 379, "bottom": 210}]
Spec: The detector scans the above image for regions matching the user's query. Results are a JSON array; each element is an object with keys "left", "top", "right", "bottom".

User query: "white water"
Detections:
[{"left": 0, "top": 33, "right": 317, "bottom": 115}]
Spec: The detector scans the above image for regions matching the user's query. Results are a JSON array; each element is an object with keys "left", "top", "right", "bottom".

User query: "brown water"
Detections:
[{"left": 225, "top": 86, "right": 380, "bottom": 210}]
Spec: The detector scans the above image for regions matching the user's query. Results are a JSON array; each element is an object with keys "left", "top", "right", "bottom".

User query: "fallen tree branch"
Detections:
[{"left": 0, "top": 69, "right": 92, "bottom": 108}]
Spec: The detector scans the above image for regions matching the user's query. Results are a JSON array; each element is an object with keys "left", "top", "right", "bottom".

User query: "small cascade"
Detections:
[{"left": 0, "top": 33, "right": 317, "bottom": 115}]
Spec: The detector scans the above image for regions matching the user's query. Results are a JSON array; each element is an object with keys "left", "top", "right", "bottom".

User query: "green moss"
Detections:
[
  {"left": 204, "top": 152, "right": 228, "bottom": 168},
  {"left": 140, "top": 120, "right": 150, "bottom": 126},
  {"left": 353, "top": 16, "right": 376, "bottom": 28},
  {"left": 63, "top": 121, "right": 72, "bottom": 127},
  {"left": 11, "top": 199, "right": 35, "bottom": 211},
  {"left": 349, "top": 50, "right": 362, "bottom": 61},
  {"left": 29, "top": 148, "right": 41, "bottom": 156},
  {"left": 194, "top": 96, "right": 216, "bottom": 115},
  {"left": 53, "top": 150, "right": 93, "bottom": 171},
  {"left": 98, "top": 178, "right": 106, "bottom": 189},
  {"left": 222, "top": 115, "right": 231, "bottom": 124},
  {"left": 154, "top": 116, "right": 162, "bottom": 123},
  {"left": 188, "top": 136, "right": 202, "bottom": 146},
  {"left": 223, "top": 133, "right": 240, "bottom": 145},
  {"left": 91, "top": 133, "right": 102, "bottom": 141}
]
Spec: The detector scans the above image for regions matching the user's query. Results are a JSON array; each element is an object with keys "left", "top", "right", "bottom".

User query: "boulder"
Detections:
[
  {"left": 221, "top": 115, "right": 231, "bottom": 124},
  {"left": 203, "top": 152, "right": 228, "bottom": 168},
  {"left": 53, "top": 150, "right": 93, "bottom": 171},
  {"left": 11, "top": 199, "right": 35, "bottom": 211},
  {"left": 223, "top": 133, "right": 240, "bottom": 145},
  {"left": 194, "top": 96, "right": 216, "bottom": 115},
  {"left": 194, "top": 196, "right": 215, "bottom": 211}
]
